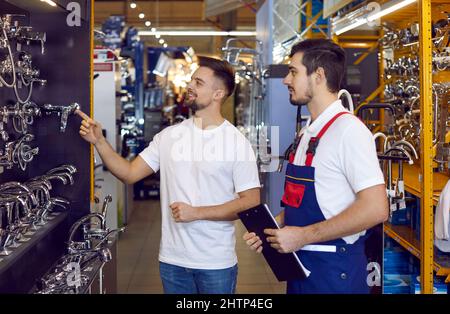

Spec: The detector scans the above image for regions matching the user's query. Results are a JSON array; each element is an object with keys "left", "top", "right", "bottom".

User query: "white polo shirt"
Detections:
[
  {"left": 293, "top": 100, "right": 385, "bottom": 244},
  {"left": 139, "top": 118, "right": 260, "bottom": 269}
]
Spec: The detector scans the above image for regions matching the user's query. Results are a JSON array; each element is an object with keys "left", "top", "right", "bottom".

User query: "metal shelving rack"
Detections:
[
  {"left": 419, "top": 0, "right": 435, "bottom": 294},
  {"left": 330, "top": 0, "right": 450, "bottom": 293},
  {"left": 380, "top": 0, "right": 450, "bottom": 293}
]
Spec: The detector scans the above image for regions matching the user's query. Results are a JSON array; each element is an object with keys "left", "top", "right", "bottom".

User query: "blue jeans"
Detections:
[{"left": 159, "top": 262, "right": 238, "bottom": 294}]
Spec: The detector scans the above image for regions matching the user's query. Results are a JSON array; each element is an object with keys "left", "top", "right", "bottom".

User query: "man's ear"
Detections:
[
  {"left": 214, "top": 89, "right": 226, "bottom": 102},
  {"left": 315, "top": 67, "right": 326, "bottom": 84}
]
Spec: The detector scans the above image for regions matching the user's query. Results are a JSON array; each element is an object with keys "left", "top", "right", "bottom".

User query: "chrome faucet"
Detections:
[
  {"left": 36, "top": 197, "right": 69, "bottom": 224},
  {"left": 0, "top": 181, "right": 38, "bottom": 206},
  {"left": 47, "top": 164, "right": 77, "bottom": 175},
  {"left": 35, "top": 208, "right": 124, "bottom": 294},
  {"left": 100, "top": 195, "right": 112, "bottom": 229},
  {"left": 0, "top": 203, "right": 12, "bottom": 256},
  {"left": 43, "top": 174, "right": 68, "bottom": 185},
  {"left": 41, "top": 103, "right": 80, "bottom": 132},
  {"left": 1, "top": 133, "right": 40, "bottom": 171},
  {"left": 26, "top": 179, "right": 52, "bottom": 206},
  {"left": 67, "top": 213, "right": 106, "bottom": 254},
  {"left": 15, "top": 27, "right": 46, "bottom": 54}
]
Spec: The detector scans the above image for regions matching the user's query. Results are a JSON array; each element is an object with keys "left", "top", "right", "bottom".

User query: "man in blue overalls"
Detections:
[{"left": 244, "top": 39, "right": 389, "bottom": 294}]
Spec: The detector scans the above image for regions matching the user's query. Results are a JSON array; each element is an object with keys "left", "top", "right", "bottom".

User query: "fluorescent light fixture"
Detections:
[
  {"left": 145, "top": 21, "right": 151, "bottom": 27},
  {"left": 368, "top": 0, "right": 416, "bottom": 22},
  {"left": 139, "top": 30, "right": 257, "bottom": 37},
  {"left": 130, "top": 2, "right": 137, "bottom": 9},
  {"left": 139, "top": 13, "right": 145, "bottom": 19},
  {"left": 40, "top": 0, "right": 57, "bottom": 6},
  {"left": 334, "top": 0, "right": 416, "bottom": 35},
  {"left": 335, "top": 19, "right": 367, "bottom": 35}
]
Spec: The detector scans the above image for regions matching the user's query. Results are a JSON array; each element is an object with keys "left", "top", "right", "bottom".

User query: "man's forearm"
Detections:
[
  {"left": 300, "top": 191, "right": 388, "bottom": 246},
  {"left": 196, "top": 191, "right": 260, "bottom": 221},
  {"left": 94, "top": 138, "right": 132, "bottom": 183}
]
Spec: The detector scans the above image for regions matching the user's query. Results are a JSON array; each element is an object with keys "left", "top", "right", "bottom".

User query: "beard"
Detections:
[
  {"left": 289, "top": 95, "right": 310, "bottom": 106},
  {"left": 288, "top": 79, "right": 313, "bottom": 106},
  {"left": 188, "top": 101, "right": 208, "bottom": 112},
  {"left": 289, "top": 91, "right": 312, "bottom": 107},
  {"left": 183, "top": 93, "right": 208, "bottom": 112}
]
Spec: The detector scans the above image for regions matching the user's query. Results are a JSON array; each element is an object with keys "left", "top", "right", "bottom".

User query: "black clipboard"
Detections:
[{"left": 238, "top": 203, "right": 308, "bottom": 281}]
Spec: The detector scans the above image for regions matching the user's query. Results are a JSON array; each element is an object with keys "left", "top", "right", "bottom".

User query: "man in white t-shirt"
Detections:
[
  {"left": 76, "top": 57, "right": 261, "bottom": 294},
  {"left": 244, "top": 39, "right": 389, "bottom": 293}
]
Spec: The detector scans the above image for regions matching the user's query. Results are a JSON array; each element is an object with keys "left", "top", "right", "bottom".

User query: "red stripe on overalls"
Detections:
[{"left": 305, "top": 112, "right": 351, "bottom": 167}]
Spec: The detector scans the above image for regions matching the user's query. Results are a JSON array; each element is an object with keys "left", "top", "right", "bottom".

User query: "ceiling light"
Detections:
[
  {"left": 163, "top": 43, "right": 168, "bottom": 48},
  {"left": 145, "top": 21, "right": 151, "bottom": 27},
  {"left": 151, "top": 27, "right": 156, "bottom": 32},
  {"left": 139, "top": 30, "right": 257, "bottom": 37},
  {"left": 367, "top": 0, "right": 416, "bottom": 22},
  {"left": 130, "top": 2, "right": 137, "bottom": 9},
  {"left": 333, "top": 0, "right": 417, "bottom": 35},
  {"left": 40, "top": 0, "right": 57, "bottom": 6},
  {"left": 155, "top": 33, "right": 161, "bottom": 39},
  {"left": 139, "top": 13, "right": 145, "bottom": 19},
  {"left": 159, "top": 39, "right": 165, "bottom": 44}
]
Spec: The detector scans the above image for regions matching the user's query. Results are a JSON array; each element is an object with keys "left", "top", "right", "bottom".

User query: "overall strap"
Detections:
[
  {"left": 305, "top": 112, "right": 351, "bottom": 167},
  {"left": 288, "top": 134, "right": 303, "bottom": 163}
]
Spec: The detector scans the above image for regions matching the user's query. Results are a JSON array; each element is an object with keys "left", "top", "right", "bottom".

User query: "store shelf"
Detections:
[
  {"left": 390, "top": 163, "right": 448, "bottom": 206},
  {"left": 29, "top": 236, "right": 118, "bottom": 294},
  {"left": 0, "top": 212, "right": 68, "bottom": 272},
  {"left": 384, "top": 222, "right": 450, "bottom": 282},
  {"left": 29, "top": 256, "right": 104, "bottom": 294}
]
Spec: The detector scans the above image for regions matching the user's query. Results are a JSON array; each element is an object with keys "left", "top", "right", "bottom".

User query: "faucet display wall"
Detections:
[
  {"left": 0, "top": 14, "right": 81, "bottom": 172},
  {"left": 0, "top": 0, "right": 92, "bottom": 294}
]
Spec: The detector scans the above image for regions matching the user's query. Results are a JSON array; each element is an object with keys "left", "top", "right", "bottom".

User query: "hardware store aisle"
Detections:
[{"left": 117, "top": 200, "right": 286, "bottom": 294}]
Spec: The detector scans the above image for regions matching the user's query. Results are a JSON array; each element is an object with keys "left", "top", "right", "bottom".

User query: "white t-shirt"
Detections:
[
  {"left": 139, "top": 118, "right": 261, "bottom": 269},
  {"left": 293, "top": 100, "right": 385, "bottom": 244}
]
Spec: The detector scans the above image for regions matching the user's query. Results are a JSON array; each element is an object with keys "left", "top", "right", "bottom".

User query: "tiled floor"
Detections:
[{"left": 117, "top": 199, "right": 286, "bottom": 294}]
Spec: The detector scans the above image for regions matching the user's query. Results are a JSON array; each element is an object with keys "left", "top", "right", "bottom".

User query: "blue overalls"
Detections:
[{"left": 282, "top": 112, "right": 369, "bottom": 294}]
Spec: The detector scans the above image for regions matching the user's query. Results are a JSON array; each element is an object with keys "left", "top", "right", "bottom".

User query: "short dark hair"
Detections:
[
  {"left": 289, "top": 39, "right": 346, "bottom": 93},
  {"left": 198, "top": 56, "right": 236, "bottom": 98}
]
